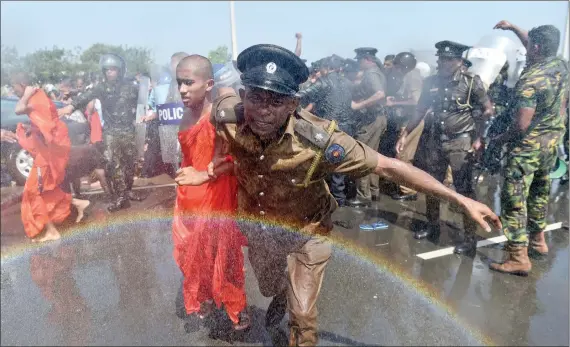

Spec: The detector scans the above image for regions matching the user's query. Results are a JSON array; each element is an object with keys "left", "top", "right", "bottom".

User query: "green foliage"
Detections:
[
  {"left": 207, "top": 45, "right": 232, "bottom": 64},
  {"left": 0, "top": 43, "right": 154, "bottom": 85}
]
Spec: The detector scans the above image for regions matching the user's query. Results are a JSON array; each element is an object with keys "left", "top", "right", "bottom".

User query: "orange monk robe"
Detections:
[
  {"left": 16, "top": 90, "right": 72, "bottom": 238},
  {"left": 172, "top": 114, "right": 247, "bottom": 324}
]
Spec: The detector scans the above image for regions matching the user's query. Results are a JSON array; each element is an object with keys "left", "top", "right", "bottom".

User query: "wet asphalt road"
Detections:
[{"left": 0, "top": 176, "right": 568, "bottom": 346}]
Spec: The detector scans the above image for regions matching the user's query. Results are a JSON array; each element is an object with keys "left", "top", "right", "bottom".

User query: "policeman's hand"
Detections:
[
  {"left": 472, "top": 137, "right": 484, "bottom": 153},
  {"left": 0, "top": 129, "right": 18, "bottom": 143},
  {"left": 175, "top": 166, "right": 210, "bottom": 186},
  {"left": 494, "top": 20, "right": 513, "bottom": 31},
  {"left": 395, "top": 134, "right": 407, "bottom": 156},
  {"left": 207, "top": 156, "right": 233, "bottom": 179},
  {"left": 458, "top": 197, "right": 502, "bottom": 233},
  {"left": 385, "top": 96, "right": 396, "bottom": 107},
  {"left": 351, "top": 101, "right": 362, "bottom": 111},
  {"left": 295, "top": 32, "right": 302, "bottom": 39},
  {"left": 57, "top": 105, "right": 74, "bottom": 117}
]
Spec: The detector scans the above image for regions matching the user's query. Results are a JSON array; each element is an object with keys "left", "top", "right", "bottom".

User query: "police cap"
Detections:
[
  {"left": 435, "top": 40, "right": 470, "bottom": 58},
  {"left": 354, "top": 47, "right": 378, "bottom": 60},
  {"left": 237, "top": 44, "right": 309, "bottom": 96}
]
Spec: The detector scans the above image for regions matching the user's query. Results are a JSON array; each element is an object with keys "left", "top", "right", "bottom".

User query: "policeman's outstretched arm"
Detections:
[{"left": 373, "top": 152, "right": 501, "bottom": 232}]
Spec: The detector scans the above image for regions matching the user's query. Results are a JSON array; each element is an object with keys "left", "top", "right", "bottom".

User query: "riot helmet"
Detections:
[
  {"left": 393, "top": 52, "right": 417, "bottom": 72},
  {"left": 99, "top": 53, "right": 127, "bottom": 80}
]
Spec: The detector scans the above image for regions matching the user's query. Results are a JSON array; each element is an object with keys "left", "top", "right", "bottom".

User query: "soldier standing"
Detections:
[
  {"left": 402, "top": 41, "right": 494, "bottom": 256},
  {"left": 346, "top": 47, "right": 388, "bottom": 207},
  {"left": 187, "top": 44, "right": 501, "bottom": 346},
  {"left": 58, "top": 53, "right": 146, "bottom": 212},
  {"left": 490, "top": 22, "right": 568, "bottom": 275}
]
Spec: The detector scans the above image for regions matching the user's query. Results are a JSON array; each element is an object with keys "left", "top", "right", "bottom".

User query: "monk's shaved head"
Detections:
[
  {"left": 10, "top": 71, "right": 31, "bottom": 86},
  {"left": 177, "top": 55, "right": 213, "bottom": 80}
]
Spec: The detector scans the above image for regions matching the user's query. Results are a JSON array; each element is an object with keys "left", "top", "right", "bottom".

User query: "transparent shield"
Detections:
[
  {"left": 135, "top": 76, "right": 151, "bottom": 158},
  {"left": 157, "top": 102, "right": 184, "bottom": 165},
  {"left": 467, "top": 35, "right": 520, "bottom": 90}
]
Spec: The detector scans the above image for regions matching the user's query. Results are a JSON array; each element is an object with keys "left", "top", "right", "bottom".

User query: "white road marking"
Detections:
[{"left": 416, "top": 222, "right": 563, "bottom": 260}]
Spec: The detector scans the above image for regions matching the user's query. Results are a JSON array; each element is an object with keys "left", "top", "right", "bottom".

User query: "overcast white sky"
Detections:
[{"left": 1, "top": 1, "right": 567, "bottom": 64}]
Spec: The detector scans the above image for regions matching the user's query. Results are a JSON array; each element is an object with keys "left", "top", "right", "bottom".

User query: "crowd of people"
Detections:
[{"left": 0, "top": 18, "right": 568, "bottom": 347}]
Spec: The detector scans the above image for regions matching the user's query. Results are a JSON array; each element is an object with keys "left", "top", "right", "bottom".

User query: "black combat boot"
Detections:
[
  {"left": 414, "top": 224, "right": 440, "bottom": 242},
  {"left": 107, "top": 195, "right": 131, "bottom": 213},
  {"left": 345, "top": 197, "right": 371, "bottom": 208},
  {"left": 391, "top": 192, "right": 418, "bottom": 201},
  {"left": 265, "top": 291, "right": 287, "bottom": 328},
  {"left": 454, "top": 233, "right": 477, "bottom": 257},
  {"left": 127, "top": 190, "right": 148, "bottom": 202}
]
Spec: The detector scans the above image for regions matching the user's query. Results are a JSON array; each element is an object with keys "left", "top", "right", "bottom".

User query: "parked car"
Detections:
[{"left": 1, "top": 97, "right": 90, "bottom": 186}]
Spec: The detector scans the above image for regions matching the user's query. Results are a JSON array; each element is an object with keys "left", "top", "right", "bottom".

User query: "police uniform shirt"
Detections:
[
  {"left": 353, "top": 65, "right": 387, "bottom": 112},
  {"left": 397, "top": 68, "right": 423, "bottom": 119},
  {"left": 417, "top": 69, "right": 489, "bottom": 136},
  {"left": 211, "top": 93, "right": 378, "bottom": 235}
]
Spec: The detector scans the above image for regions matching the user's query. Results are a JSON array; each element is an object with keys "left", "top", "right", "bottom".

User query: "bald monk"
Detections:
[
  {"left": 11, "top": 73, "right": 90, "bottom": 242},
  {"left": 171, "top": 55, "right": 250, "bottom": 330}
]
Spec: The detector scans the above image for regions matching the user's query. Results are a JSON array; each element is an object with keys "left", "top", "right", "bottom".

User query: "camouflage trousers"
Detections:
[
  {"left": 103, "top": 131, "right": 137, "bottom": 198},
  {"left": 501, "top": 135, "right": 560, "bottom": 246}
]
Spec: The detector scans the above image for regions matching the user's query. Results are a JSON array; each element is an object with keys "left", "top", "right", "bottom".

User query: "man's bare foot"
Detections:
[
  {"left": 72, "top": 198, "right": 91, "bottom": 223},
  {"left": 32, "top": 224, "right": 61, "bottom": 243}
]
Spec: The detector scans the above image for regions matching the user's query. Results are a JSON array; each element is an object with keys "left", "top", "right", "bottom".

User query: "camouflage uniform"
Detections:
[
  {"left": 501, "top": 56, "right": 569, "bottom": 246},
  {"left": 71, "top": 80, "right": 139, "bottom": 198}
]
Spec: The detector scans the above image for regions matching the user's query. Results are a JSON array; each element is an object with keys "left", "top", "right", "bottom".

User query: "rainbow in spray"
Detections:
[{"left": 0, "top": 209, "right": 495, "bottom": 345}]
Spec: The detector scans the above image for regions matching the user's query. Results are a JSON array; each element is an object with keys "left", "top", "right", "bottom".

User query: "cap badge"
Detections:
[
  {"left": 266, "top": 62, "right": 277, "bottom": 74},
  {"left": 445, "top": 46, "right": 450, "bottom": 52},
  {"left": 219, "top": 110, "right": 226, "bottom": 118}
]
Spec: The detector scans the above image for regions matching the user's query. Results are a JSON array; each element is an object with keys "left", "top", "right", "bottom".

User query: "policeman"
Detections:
[
  {"left": 388, "top": 52, "right": 424, "bottom": 201},
  {"left": 297, "top": 55, "right": 356, "bottom": 206},
  {"left": 401, "top": 41, "right": 494, "bottom": 256},
  {"left": 384, "top": 54, "right": 395, "bottom": 70},
  {"left": 490, "top": 22, "right": 569, "bottom": 275},
  {"left": 203, "top": 43, "right": 500, "bottom": 346},
  {"left": 58, "top": 53, "right": 147, "bottom": 212},
  {"left": 346, "top": 47, "right": 388, "bottom": 207}
]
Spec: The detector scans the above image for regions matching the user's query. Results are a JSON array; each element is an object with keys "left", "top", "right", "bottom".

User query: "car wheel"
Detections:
[{"left": 7, "top": 145, "right": 33, "bottom": 186}]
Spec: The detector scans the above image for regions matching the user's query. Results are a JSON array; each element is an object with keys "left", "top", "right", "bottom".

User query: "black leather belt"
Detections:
[{"left": 439, "top": 132, "right": 472, "bottom": 142}]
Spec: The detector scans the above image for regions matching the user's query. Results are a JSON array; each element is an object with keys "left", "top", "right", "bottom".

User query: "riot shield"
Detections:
[
  {"left": 135, "top": 76, "right": 150, "bottom": 158},
  {"left": 213, "top": 61, "right": 242, "bottom": 97},
  {"left": 158, "top": 75, "right": 184, "bottom": 169},
  {"left": 467, "top": 35, "right": 519, "bottom": 90},
  {"left": 506, "top": 47, "right": 527, "bottom": 88}
]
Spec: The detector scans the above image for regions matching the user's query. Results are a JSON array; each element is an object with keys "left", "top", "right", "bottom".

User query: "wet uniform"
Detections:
[
  {"left": 415, "top": 41, "right": 490, "bottom": 248},
  {"left": 71, "top": 79, "right": 139, "bottom": 199},
  {"left": 211, "top": 44, "right": 380, "bottom": 346},
  {"left": 501, "top": 56, "right": 569, "bottom": 246},
  {"left": 351, "top": 50, "right": 388, "bottom": 201},
  {"left": 392, "top": 68, "right": 424, "bottom": 196},
  {"left": 212, "top": 93, "right": 378, "bottom": 345}
]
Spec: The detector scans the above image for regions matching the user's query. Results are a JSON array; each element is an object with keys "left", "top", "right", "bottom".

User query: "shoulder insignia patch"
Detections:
[
  {"left": 215, "top": 104, "right": 244, "bottom": 124},
  {"left": 294, "top": 118, "right": 332, "bottom": 150},
  {"left": 325, "top": 144, "right": 346, "bottom": 164}
]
